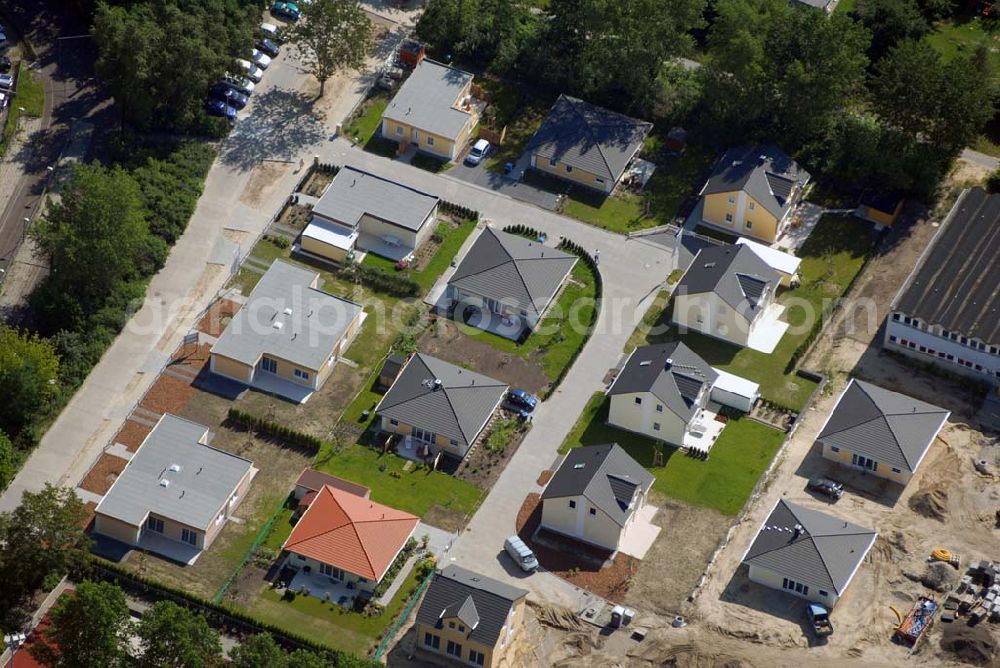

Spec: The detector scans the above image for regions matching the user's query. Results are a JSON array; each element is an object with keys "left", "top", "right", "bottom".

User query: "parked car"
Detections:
[
  {"left": 0, "top": 55, "right": 11, "bottom": 72},
  {"left": 0, "top": 73, "right": 13, "bottom": 90},
  {"left": 257, "top": 37, "right": 280, "bottom": 58},
  {"left": 505, "top": 389, "right": 538, "bottom": 416},
  {"left": 251, "top": 49, "right": 272, "bottom": 70},
  {"left": 236, "top": 59, "right": 263, "bottom": 83},
  {"left": 0, "top": 91, "right": 8, "bottom": 109},
  {"left": 260, "top": 22, "right": 281, "bottom": 41},
  {"left": 210, "top": 83, "right": 248, "bottom": 110},
  {"left": 805, "top": 603, "right": 833, "bottom": 637},
  {"left": 205, "top": 98, "right": 237, "bottom": 120},
  {"left": 0, "top": 32, "right": 9, "bottom": 51},
  {"left": 465, "top": 138, "right": 491, "bottom": 166},
  {"left": 223, "top": 75, "right": 255, "bottom": 96},
  {"left": 503, "top": 535, "right": 538, "bottom": 572},
  {"left": 270, "top": 2, "right": 301, "bottom": 21},
  {"left": 806, "top": 476, "right": 844, "bottom": 500}
]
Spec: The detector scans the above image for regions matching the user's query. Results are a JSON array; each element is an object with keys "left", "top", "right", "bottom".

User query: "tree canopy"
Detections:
[
  {"left": 135, "top": 600, "right": 223, "bottom": 668},
  {"left": 0, "top": 326, "right": 60, "bottom": 439},
  {"left": 0, "top": 431, "right": 15, "bottom": 492},
  {"left": 229, "top": 633, "right": 288, "bottom": 668},
  {"left": 32, "top": 581, "right": 131, "bottom": 668},
  {"left": 285, "top": 0, "right": 373, "bottom": 95}
]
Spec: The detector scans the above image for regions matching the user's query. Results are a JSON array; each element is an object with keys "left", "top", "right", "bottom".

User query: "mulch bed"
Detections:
[
  {"left": 536, "top": 469, "right": 553, "bottom": 486},
  {"left": 195, "top": 299, "right": 242, "bottom": 337},
  {"left": 140, "top": 373, "right": 198, "bottom": 416},
  {"left": 516, "top": 492, "right": 640, "bottom": 603},
  {"left": 454, "top": 415, "right": 528, "bottom": 489},
  {"left": 81, "top": 502, "right": 97, "bottom": 530},
  {"left": 80, "top": 454, "right": 129, "bottom": 495},
  {"left": 112, "top": 420, "right": 153, "bottom": 453}
]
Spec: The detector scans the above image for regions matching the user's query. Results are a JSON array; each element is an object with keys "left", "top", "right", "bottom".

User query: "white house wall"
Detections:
[
  {"left": 607, "top": 392, "right": 688, "bottom": 446},
  {"left": 884, "top": 318, "right": 1000, "bottom": 385}
]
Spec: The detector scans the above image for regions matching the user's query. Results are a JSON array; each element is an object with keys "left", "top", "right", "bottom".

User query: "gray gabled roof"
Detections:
[
  {"left": 743, "top": 500, "right": 876, "bottom": 596},
  {"left": 448, "top": 228, "right": 577, "bottom": 321},
  {"left": 701, "top": 145, "right": 810, "bottom": 220},
  {"left": 375, "top": 353, "right": 508, "bottom": 448},
  {"left": 210, "top": 260, "right": 364, "bottom": 371},
  {"left": 526, "top": 95, "right": 653, "bottom": 181},
  {"left": 676, "top": 244, "right": 780, "bottom": 321},
  {"left": 416, "top": 565, "right": 528, "bottom": 646},
  {"left": 608, "top": 342, "right": 718, "bottom": 423},
  {"left": 817, "top": 379, "right": 950, "bottom": 473},
  {"left": 893, "top": 188, "right": 1000, "bottom": 345},
  {"left": 382, "top": 59, "right": 474, "bottom": 140},
  {"left": 95, "top": 415, "right": 254, "bottom": 531},
  {"left": 542, "top": 444, "right": 655, "bottom": 527},
  {"left": 312, "top": 166, "right": 439, "bottom": 232}
]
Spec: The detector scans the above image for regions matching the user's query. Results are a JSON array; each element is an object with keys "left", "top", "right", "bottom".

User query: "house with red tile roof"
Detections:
[{"left": 281, "top": 485, "right": 418, "bottom": 596}]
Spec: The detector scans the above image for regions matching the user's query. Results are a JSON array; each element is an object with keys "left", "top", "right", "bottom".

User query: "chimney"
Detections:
[
  {"left": 434, "top": 378, "right": 442, "bottom": 390},
  {"left": 792, "top": 524, "right": 803, "bottom": 539}
]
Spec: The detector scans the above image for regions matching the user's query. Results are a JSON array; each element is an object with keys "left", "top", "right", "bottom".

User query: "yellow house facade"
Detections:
[
  {"left": 702, "top": 190, "right": 781, "bottom": 242},
  {"left": 415, "top": 566, "right": 529, "bottom": 668},
  {"left": 381, "top": 59, "right": 477, "bottom": 161}
]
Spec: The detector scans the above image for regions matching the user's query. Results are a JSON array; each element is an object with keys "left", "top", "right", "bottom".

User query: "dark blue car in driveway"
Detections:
[
  {"left": 505, "top": 389, "right": 538, "bottom": 419},
  {"left": 210, "top": 83, "right": 248, "bottom": 110},
  {"left": 205, "top": 98, "right": 237, "bottom": 120}
]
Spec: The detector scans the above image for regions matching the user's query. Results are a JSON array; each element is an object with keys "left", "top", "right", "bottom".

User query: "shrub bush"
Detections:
[
  {"left": 502, "top": 223, "right": 542, "bottom": 239},
  {"left": 439, "top": 200, "right": 479, "bottom": 221},
  {"left": 342, "top": 263, "right": 420, "bottom": 297},
  {"left": 226, "top": 408, "right": 324, "bottom": 453}
]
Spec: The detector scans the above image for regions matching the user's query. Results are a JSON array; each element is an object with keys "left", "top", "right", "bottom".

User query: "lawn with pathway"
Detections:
[
  {"left": 628, "top": 214, "right": 873, "bottom": 410},
  {"left": 561, "top": 393, "right": 785, "bottom": 516}
]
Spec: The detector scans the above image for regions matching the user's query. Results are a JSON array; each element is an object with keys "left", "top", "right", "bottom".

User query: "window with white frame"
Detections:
[{"left": 294, "top": 368, "right": 310, "bottom": 380}]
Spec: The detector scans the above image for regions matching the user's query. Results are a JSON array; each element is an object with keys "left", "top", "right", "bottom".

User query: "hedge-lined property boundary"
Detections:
[
  {"left": 545, "top": 237, "right": 603, "bottom": 394},
  {"left": 77, "top": 558, "right": 380, "bottom": 667},
  {"left": 227, "top": 408, "right": 324, "bottom": 452},
  {"left": 502, "top": 223, "right": 542, "bottom": 239}
]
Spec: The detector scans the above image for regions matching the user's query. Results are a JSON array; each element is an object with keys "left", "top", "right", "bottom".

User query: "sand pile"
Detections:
[
  {"left": 909, "top": 483, "right": 950, "bottom": 521},
  {"left": 940, "top": 624, "right": 1000, "bottom": 666}
]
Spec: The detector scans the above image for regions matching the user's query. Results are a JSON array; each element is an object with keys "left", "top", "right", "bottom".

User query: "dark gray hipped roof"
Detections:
[
  {"left": 608, "top": 342, "right": 718, "bottom": 423},
  {"left": 743, "top": 500, "right": 877, "bottom": 595},
  {"left": 210, "top": 260, "right": 364, "bottom": 370},
  {"left": 95, "top": 415, "right": 254, "bottom": 530},
  {"left": 542, "top": 444, "right": 655, "bottom": 527},
  {"left": 375, "top": 353, "right": 508, "bottom": 448},
  {"left": 383, "top": 59, "right": 474, "bottom": 140},
  {"left": 312, "top": 166, "right": 439, "bottom": 232},
  {"left": 526, "top": 95, "right": 653, "bottom": 181},
  {"left": 817, "top": 379, "right": 949, "bottom": 473},
  {"left": 894, "top": 188, "right": 1000, "bottom": 345},
  {"left": 448, "top": 228, "right": 577, "bottom": 321},
  {"left": 416, "top": 565, "right": 528, "bottom": 646},
  {"left": 701, "top": 145, "right": 810, "bottom": 220},
  {"left": 676, "top": 244, "right": 780, "bottom": 321}
]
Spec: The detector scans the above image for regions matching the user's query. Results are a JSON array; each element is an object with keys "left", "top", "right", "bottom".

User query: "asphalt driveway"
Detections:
[{"left": 447, "top": 154, "right": 561, "bottom": 211}]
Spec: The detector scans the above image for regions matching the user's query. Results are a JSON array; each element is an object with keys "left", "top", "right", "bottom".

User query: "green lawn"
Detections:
[
  {"left": 312, "top": 443, "right": 484, "bottom": 519},
  {"left": 344, "top": 92, "right": 390, "bottom": 145},
  {"left": 629, "top": 215, "right": 872, "bottom": 410},
  {"left": 410, "top": 152, "right": 447, "bottom": 173},
  {"left": 0, "top": 64, "right": 44, "bottom": 157},
  {"left": 927, "top": 18, "right": 1000, "bottom": 79},
  {"left": 484, "top": 101, "right": 549, "bottom": 174},
  {"left": 561, "top": 393, "right": 786, "bottom": 515},
  {"left": 261, "top": 506, "right": 296, "bottom": 552},
  {"left": 249, "top": 236, "right": 290, "bottom": 264},
  {"left": 362, "top": 220, "right": 477, "bottom": 292},
  {"left": 547, "top": 146, "right": 714, "bottom": 233},
  {"left": 250, "top": 562, "right": 423, "bottom": 655},
  {"left": 458, "top": 261, "right": 598, "bottom": 387}
]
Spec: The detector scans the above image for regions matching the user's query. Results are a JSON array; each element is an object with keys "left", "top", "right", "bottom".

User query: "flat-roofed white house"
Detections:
[
  {"left": 209, "top": 261, "right": 365, "bottom": 404},
  {"left": 93, "top": 415, "right": 257, "bottom": 565},
  {"left": 300, "top": 166, "right": 440, "bottom": 263},
  {"left": 816, "top": 378, "right": 950, "bottom": 486},
  {"left": 672, "top": 244, "right": 787, "bottom": 353}
]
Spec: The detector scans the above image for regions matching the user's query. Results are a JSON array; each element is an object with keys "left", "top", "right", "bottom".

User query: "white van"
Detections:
[{"left": 504, "top": 535, "right": 538, "bottom": 572}]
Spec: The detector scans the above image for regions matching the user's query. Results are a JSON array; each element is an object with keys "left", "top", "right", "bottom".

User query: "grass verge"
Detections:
[{"left": 343, "top": 92, "right": 390, "bottom": 145}]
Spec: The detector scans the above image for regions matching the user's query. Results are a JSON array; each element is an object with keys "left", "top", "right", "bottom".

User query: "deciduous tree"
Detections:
[
  {"left": 0, "top": 326, "right": 59, "bottom": 438},
  {"left": 31, "top": 581, "right": 131, "bottom": 668},
  {"left": 135, "top": 601, "right": 223, "bottom": 667},
  {"left": 0, "top": 430, "right": 15, "bottom": 491},
  {"left": 229, "top": 633, "right": 287, "bottom": 668},
  {"left": 285, "top": 0, "right": 373, "bottom": 96}
]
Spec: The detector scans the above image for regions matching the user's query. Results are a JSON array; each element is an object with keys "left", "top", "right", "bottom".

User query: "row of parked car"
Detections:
[{"left": 204, "top": 25, "right": 282, "bottom": 120}]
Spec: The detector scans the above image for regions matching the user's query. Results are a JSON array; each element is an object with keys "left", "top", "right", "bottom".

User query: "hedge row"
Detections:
[
  {"left": 227, "top": 408, "right": 323, "bottom": 453},
  {"left": 440, "top": 200, "right": 479, "bottom": 221},
  {"left": 548, "top": 238, "right": 603, "bottom": 394},
  {"left": 342, "top": 262, "right": 421, "bottom": 298},
  {"left": 502, "top": 223, "right": 542, "bottom": 240},
  {"left": 78, "top": 558, "right": 380, "bottom": 667}
]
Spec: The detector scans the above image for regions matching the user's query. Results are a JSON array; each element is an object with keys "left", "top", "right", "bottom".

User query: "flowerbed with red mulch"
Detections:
[
  {"left": 139, "top": 373, "right": 198, "bottom": 416},
  {"left": 516, "top": 492, "right": 639, "bottom": 603},
  {"left": 79, "top": 453, "right": 128, "bottom": 495},
  {"left": 111, "top": 420, "right": 153, "bottom": 453},
  {"left": 195, "top": 298, "right": 241, "bottom": 337}
]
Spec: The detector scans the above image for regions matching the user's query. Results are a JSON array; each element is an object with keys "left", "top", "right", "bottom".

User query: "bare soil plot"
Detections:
[
  {"left": 80, "top": 453, "right": 128, "bottom": 495},
  {"left": 454, "top": 415, "right": 529, "bottom": 489},
  {"left": 417, "top": 319, "right": 549, "bottom": 395},
  {"left": 195, "top": 298, "right": 241, "bottom": 337},
  {"left": 625, "top": 496, "right": 732, "bottom": 615},
  {"left": 111, "top": 420, "right": 153, "bottom": 452},
  {"left": 300, "top": 169, "right": 333, "bottom": 198},
  {"left": 516, "top": 493, "right": 639, "bottom": 603}
]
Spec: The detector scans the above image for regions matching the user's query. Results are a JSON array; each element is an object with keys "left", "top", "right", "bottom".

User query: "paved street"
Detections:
[
  {"left": 322, "top": 140, "right": 677, "bottom": 605},
  {"left": 0, "top": 33, "right": 395, "bottom": 511},
  {"left": 446, "top": 155, "right": 561, "bottom": 210}
]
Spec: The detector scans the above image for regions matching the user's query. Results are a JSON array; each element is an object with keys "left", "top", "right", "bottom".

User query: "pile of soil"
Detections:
[
  {"left": 909, "top": 483, "right": 950, "bottom": 521},
  {"left": 922, "top": 562, "right": 960, "bottom": 592},
  {"left": 940, "top": 623, "right": 1000, "bottom": 666},
  {"left": 530, "top": 602, "right": 585, "bottom": 632}
]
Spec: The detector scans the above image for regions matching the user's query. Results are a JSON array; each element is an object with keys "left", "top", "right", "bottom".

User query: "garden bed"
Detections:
[
  {"left": 196, "top": 298, "right": 242, "bottom": 338},
  {"left": 454, "top": 415, "right": 529, "bottom": 489},
  {"left": 80, "top": 453, "right": 129, "bottom": 495},
  {"left": 299, "top": 169, "right": 334, "bottom": 198},
  {"left": 278, "top": 203, "right": 312, "bottom": 232}
]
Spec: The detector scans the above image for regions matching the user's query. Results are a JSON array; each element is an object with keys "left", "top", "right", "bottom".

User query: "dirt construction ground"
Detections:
[{"left": 496, "top": 165, "right": 1000, "bottom": 667}]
